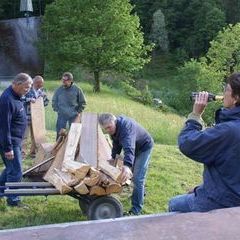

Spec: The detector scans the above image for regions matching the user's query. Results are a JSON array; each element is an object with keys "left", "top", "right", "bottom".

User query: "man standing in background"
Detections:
[
  {"left": 52, "top": 72, "right": 86, "bottom": 139},
  {"left": 22, "top": 75, "right": 49, "bottom": 158},
  {"left": 0, "top": 73, "right": 32, "bottom": 207}
]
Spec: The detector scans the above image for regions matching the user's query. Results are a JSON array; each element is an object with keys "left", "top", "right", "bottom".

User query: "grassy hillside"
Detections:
[
  {"left": 0, "top": 81, "right": 203, "bottom": 230},
  {"left": 45, "top": 81, "right": 184, "bottom": 145}
]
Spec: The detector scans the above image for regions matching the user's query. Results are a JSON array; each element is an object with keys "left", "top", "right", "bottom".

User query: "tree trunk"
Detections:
[{"left": 93, "top": 71, "right": 100, "bottom": 93}]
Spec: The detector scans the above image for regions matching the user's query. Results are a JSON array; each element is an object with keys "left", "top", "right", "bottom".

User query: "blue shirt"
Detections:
[
  {"left": 0, "top": 86, "right": 27, "bottom": 152},
  {"left": 111, "top": 116, "right": 153, "bottom": 168}
]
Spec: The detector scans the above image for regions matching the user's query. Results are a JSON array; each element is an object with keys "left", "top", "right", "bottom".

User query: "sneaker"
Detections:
[
  {"left": 123, "top": 210, "right": 139, "bottom": 216},
  {"left": 7, "top": 201, "right": 29, "bottom": 209}
]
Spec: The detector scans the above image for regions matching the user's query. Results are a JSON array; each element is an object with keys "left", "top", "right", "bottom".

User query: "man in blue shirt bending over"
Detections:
[
  {"left": 169, "top": 72, "right": 240, "bottom": 212},
  {"left": 0, "top": 73, "right": 32, "bottom": 207},
  {"left": 99, "top": 113, "right": 154, "bottom": 215}
]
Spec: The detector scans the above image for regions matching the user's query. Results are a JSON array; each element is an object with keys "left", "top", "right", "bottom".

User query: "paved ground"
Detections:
[{"left": 1, "top": 207, "right": 240, "bottom": 240}]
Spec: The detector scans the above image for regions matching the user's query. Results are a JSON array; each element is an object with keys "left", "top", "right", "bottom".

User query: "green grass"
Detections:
[{"left": 0, "top": 80, "right": 203, "bottom": 230}]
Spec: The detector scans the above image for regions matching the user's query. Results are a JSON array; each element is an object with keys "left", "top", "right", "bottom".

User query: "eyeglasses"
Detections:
[{"left": 62, "top": 77, "right": 70, "bottom": 81}]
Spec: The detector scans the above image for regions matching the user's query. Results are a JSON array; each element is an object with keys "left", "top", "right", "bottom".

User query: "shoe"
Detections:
[
  {"left": 7, "top": 201, "right": 29, "bottom": 209},
  {"left": 123, "top": 210, "right": 139, "bottom": 216}
]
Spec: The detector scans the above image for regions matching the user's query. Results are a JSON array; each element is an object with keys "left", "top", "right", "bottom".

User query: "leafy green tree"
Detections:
[
  {"left": 173, "top": 23, "right": 240, "bottom": 123},
  {"left": 186, "top": 2, "right": 226, "bottom": 57},
  {"left": 41, "top": 0, "right": 153, "bottom": 92},
  {"left": 131, "top": 0, "right": 226, "bottom": 58},
  {"left": 149, "top": 9, "right": 169, "bottom": 53},
  {"left": 221, "top": 0, "right": 240, "bottom": 24},
  {"left": 204, "top": 23, "right": 240, "bottom": 79}
]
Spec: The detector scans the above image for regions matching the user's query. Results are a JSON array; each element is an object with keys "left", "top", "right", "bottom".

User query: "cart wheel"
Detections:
[
  {"left": 87, "top": 196, "right": 123, "bottom": 220},
  {"left": 79, "top": 199, "right": 90, "bottom": 215}
]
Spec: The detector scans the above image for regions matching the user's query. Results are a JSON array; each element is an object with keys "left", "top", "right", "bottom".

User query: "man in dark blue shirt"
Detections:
[
  {"left": 99, "top": 113, "right": 154, "bottom": 215},
  {"left": 0, "top": 73, "right": 32, "bottom": 207},
  {"left": 169, "top": 72, "right": 240, "bottom": 212}
]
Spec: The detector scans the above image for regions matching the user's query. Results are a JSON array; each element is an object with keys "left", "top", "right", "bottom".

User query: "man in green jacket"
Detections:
[{"left": 52, "top": 72, "right": 86, "bottom": 139}]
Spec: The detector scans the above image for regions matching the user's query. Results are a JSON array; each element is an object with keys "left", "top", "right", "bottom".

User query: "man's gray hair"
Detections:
[
  {"left": 63, "top": 72, "right": 73, "bottom": 81},
  {"left": 98, "top": 113, "right": 116, "bottom": 126},
  {"left": 33, "top": 75, "right": 44, "bottom": 82},
  {"left": 13, "top": 73, "right": 32, "bottom": 85}
]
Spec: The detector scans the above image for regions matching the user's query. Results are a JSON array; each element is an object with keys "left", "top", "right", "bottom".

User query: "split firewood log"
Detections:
[
  {"left": 54, "top": 168, "right": 79, "bottom": 187},
  {"left": 89, "top": 185, "right": 106, "bottom": 196},
  {"left": 98, "top": 161, "right": 122, "bottom": 183},
  {"left": 89, "top": 167, "right": 100, "bottom": 178},
  {"left": 105, "top": 181, "right": 122, "bottom": 195},
  {"left": 83, "top": 175, "right": 100, "bottom": 187},
  {"left": 98, "top": 172, "right": 110, "bottom": 187},
  {"left": 62, "top": 161, "right": 90, "bottom": 180},
  {"left": 49, "top": 172, "right": 72, "bottom": 194},
  {"left": 74, "top": 181, "right": 89, "bottom": 195}
]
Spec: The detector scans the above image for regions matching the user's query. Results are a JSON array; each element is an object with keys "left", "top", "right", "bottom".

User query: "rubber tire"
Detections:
[
  {"left": 79, "top": 199, "right": 90, "bottom": 215},
  {"left": 87, "top": 196, "right": 123, "bottom": 220}
]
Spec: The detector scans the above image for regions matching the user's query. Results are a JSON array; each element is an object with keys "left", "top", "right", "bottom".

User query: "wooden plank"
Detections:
[
  {"left": 63, "top": 123, "right": 82, "bottom": 163},
  {"left": 43, "top": 137, "right": 68, "bottom": 185},
  {"left": 97, "top": 125, "right": 112, "bottom": 167},
  {"left": 78, "top": 113, "right": 98, "bottom": 167},
  {"left": 31, "top": 97, "right": 46, "bottom": 144},
  {"left": 23, "top": 155, "right": 55, "bottom": 176},
  {"left": 33, "top": 143, "right": 55, "bottom": 173}
]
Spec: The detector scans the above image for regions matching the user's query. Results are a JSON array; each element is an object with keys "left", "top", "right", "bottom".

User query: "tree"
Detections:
[
  {"left": 149, "top": 9, "right": 169, "bottom": 53},
  {"left": 173, "top": 23, "right": 240, "bottom": 123},
  {"left": 41, "top": 0, "right": 153, "bottom": 92}
]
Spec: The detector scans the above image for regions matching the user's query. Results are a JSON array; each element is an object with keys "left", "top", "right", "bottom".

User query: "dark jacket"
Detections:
[
  {"left": 52, "top": 84, "right": 86, "bottom": 119},
  {"left": 0, "top": 86, "right": 27, "bottom": 152},
  {"left": 111, "top": 116, "right": 154, "bottom": 168},
  {"left": 178, "top": 106, "right": 240, "bottom": 207}
]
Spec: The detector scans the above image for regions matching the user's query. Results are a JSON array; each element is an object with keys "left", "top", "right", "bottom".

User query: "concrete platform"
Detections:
[{"left": 1, "top": 207, "right": 240, "bottom": 240}]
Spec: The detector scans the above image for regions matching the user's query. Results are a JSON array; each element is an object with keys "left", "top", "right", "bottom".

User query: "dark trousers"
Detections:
[
  {"left": 0, "top": 146, "right": 22, "bottom": 204},
  {"left": 56, "top": 114, "right": 76, "bottom": 139}
]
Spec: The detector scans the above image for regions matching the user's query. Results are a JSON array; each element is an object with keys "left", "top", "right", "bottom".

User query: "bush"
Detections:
[{"left": 120, "top": 81, "right": 153, "bottom": 105}]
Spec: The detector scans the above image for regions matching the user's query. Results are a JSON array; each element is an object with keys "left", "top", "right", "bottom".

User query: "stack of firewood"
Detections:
[{"left": 29, "top": 113, "right": 125, "bottom": 195}]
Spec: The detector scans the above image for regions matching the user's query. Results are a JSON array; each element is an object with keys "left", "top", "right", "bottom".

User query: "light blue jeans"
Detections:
[
  {"left": 168, "top": 187, "right": 226, "bottom": 213},
  {"left": 131, "top": 148, "right": 152, "bottom": 215},
  {"left": 0, "top": 146, "right": 22, "bottom": 205}
]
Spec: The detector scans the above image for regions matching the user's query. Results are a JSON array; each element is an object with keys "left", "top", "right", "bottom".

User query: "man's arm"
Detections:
[
  {"left": 111, "top": 139, "right": 122, "bottom": 160},
  {"left": 52, "top": 90, "right": 58, "bottom": 112},
  {"left": 1, "top": 100, "right": 14, "bottom": 156},
  {"left": 120, "top": 124, "right": 136, "bottom": 168},
  {"left": 76, "top": 88, "right": 86, "bottom": 112},
  {"left": 179, "top": 91, "right": 229, "bottom": 165},
  {"left": 178, "top": 120, "right": 230, "bottom": 165}
]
